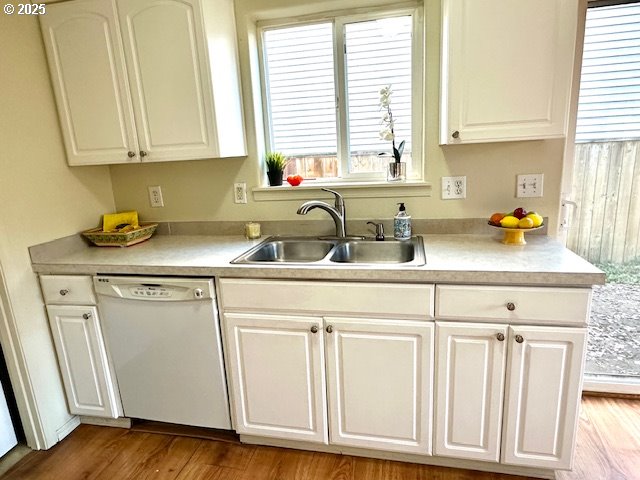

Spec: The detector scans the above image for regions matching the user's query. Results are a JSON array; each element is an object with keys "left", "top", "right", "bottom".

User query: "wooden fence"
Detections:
[{"left": 567, "top": 141, "right": 640, "bottom": 264}]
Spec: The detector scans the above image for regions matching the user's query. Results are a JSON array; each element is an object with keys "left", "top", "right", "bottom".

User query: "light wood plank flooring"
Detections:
[{"left": 3, "top": 396, "right": 638, "bottom": 480}]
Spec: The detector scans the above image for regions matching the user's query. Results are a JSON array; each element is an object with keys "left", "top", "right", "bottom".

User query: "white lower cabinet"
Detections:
[
  {"left": 434, "top": 322, "right": 508, "bottom": 462},
  {"left": 435, "top": 321, "right": 586, "bottom": 470},
  {"left": 223, "top": 312, "right": 434, "bottom": 453},
  {"left": 502, "top": 326, "right": 586, "bottom": 470},
  {"left": 223, "top": 313, "right": 328, "bottom": 443},
  {"left": 46, "top": 305, "right": 120, "bottom": 418},
  {"left": 325, "top": 317, "right": 433, "bottom": 454}
]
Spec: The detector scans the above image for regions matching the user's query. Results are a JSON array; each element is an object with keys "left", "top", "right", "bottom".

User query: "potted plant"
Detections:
[
  {"left": 378, "top": 85, "right": 406, "bottom": 181},
  {"left": 265, "top": 152, "right": 287, "bottom": 186}
]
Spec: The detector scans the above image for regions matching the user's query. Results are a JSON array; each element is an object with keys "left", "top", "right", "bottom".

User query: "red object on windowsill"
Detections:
[{"left": 286, "top": 175, "right": 303, "bottom": 186}]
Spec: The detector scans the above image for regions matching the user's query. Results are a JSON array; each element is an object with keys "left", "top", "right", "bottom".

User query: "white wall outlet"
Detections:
[
  {"left": 148, "top": 185, "right": 164, "bottom": 207},
  {"left": 442, "top": 176, "right": 466, "bottom": 200},
  {"left": 234, "top": 182, "right": 247, "bottom": 204},
  {"left": 516, "top": 174, "right": 544, "bottom": 198}
]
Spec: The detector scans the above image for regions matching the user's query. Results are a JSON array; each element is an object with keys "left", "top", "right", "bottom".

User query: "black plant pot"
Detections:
[{"left": 267, "top": 170, "right": 283, "bottom": 186}]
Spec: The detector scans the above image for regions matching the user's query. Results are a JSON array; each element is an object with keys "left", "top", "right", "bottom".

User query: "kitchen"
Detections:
[{"left": 0, "top": 0, "right": 638, "bottom": 479}]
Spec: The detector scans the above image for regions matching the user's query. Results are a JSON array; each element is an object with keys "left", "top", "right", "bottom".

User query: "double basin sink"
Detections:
[{"left": 232, "top": 236, "right": 425, "bottom": 266}]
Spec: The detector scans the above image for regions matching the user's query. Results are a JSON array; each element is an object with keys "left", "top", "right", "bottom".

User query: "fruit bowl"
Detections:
[{"left": 488, "top": 223, "right": 544, "bottom": 245}]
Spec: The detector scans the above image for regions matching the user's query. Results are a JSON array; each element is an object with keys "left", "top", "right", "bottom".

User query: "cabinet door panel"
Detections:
[
  {"left": 434, "top": 322, "right": 507, "bottom": 462},
  {"left": 325, "top": 318, "right": 433, "bottom": 454},
  {"left": 502, "top": 326, "right": 586, "bottom": 469},
  {"left": 46, "top": 305, "right": 119, "bottom": 417},
  {"left": 440, "top": 0, "right": 576, "bottom": 143},
  {"left": 223, "top": 313, "right": 327, "bottom": 444},
  {"left": 40, "top": 0, "right": 138, "bottom": 165},
  {"left": 117, "top": 0, "right": 218, "bottom": 161}
]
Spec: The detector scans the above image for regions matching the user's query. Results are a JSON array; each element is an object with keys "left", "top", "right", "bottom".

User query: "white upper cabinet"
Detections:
[
  {"left": 41, "top": 0, "right": 246, "bottom": 166},
  {"left": 40, "top": 0, "right": 138, "bottom": 165},
  {"left": 440, "top": 0, "right": 578, "bottom": 144}
]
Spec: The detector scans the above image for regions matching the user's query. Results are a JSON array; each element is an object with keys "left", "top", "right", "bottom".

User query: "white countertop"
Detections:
[{"left": 31, "top": 234, "right": 605, "bottom": 286}]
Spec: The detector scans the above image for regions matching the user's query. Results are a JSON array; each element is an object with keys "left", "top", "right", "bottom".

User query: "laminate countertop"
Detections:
[{"left": 30, "top": 234, "right": 605, "bottom": 287}]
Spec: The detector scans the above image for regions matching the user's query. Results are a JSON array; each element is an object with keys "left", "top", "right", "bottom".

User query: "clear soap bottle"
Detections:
[{"left": 394, "top": 203, "right": 412, "bottom": 240}]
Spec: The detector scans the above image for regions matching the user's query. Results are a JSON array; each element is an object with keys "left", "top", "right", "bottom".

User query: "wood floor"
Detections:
[{"left": 3, "top": 396, "right": 638, "bottom": 480}]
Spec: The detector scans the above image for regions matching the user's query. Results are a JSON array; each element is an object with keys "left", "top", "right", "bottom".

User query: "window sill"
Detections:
[{"left": 252, "top": 180, "right": 432, "bottom": 201}]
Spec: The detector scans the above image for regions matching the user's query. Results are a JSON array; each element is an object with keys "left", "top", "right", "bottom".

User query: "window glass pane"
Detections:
[
  {"left": 576, "top": 3, "right": 640, "bottom": 142},
  {"left": 264, "top": 23, "right": 339, "bottom": 178},
  {"left": 345, "top": 16, "right": 413, "bottom": 174}
]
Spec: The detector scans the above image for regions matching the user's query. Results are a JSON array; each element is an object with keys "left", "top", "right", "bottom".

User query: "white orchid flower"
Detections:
[{"left": 379, "top": 128, "right": 395, "bottom": 141}]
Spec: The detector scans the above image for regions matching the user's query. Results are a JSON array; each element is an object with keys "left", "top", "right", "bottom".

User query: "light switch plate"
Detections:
[
  {"left": 516, "top": 174, "right": 544, "bottom": 198},
  {"left": 442, "top": 176, "right": 466, "bottom": 199}
]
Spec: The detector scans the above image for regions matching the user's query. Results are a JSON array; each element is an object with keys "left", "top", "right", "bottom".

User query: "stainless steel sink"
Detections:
[
  {"left": 329, "top": 239, "right": 420, "bottom": 264},
  {"left": 241, "top": 239, "right": 337, "bottom": 263},
  {"left": 232, "top": 236, "right": 425, "bottom": 266}
]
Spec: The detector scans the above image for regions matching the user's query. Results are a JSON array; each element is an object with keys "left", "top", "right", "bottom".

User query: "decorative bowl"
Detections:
[{"left": 82, "top": 223, "right": 158, "bottom": 247}]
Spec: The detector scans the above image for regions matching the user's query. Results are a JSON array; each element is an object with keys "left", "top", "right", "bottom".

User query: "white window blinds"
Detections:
[
  {"left": 263, "top": 23, "right": 337, "bottom": 156},
  {"left": 576, "top": 3, "right": 640, "bottom": 142},
  {"left": 345, "top": 16, "right": 413, "bottom": 158}
]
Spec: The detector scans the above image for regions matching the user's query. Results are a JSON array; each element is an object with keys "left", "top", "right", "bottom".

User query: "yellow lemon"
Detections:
[
  {"left": 526, "top": 212, "right": 543, "bottom": 228},
  {"left": 500, "top": 215, "right": 519, "bottom": 229},
  {"left": 518, "top": 217, "right": 534, "bottom": 229}
]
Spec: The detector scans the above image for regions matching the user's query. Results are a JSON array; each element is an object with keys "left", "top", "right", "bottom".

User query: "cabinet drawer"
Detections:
[
  {"left": 436, "top": 285, "right": 591, "bottom": 326},
  {"left": 219, "top": 279, "right": 434, "bottom": 319},
  {"left": 40, "top": 275, "right": 96, "bottom": 305}
]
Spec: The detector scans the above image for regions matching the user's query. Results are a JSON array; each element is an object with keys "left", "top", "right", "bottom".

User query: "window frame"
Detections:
[{"left": 257, "top": 5, "right": 424, "bottom": 184}]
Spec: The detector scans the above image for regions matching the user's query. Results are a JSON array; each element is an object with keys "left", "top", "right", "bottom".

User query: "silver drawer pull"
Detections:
[
  {"left": 82, "top": 313, "right": 91, "bottom": 320},
  {"left": 310, "top": 325, "right": 318, "bottom": 334},
  {"left": 496, "top": 333, "right": 505, "bottom": 341},
  {"left": 326, "top": 325, "right": 333, "bottom": 334},
  {"left": 515, "top": 334, "right": 524, "bottom": 344},
  {"left": 59, "top": 289, "right": 69, "bottom": 296},
  {"left": 506, "top": 302, "right": 516, "bottom": 311}
]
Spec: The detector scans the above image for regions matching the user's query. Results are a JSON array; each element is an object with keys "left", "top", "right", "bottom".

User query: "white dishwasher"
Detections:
[{"left": 94, "top": 276, "right": 231, "bottom": 429}]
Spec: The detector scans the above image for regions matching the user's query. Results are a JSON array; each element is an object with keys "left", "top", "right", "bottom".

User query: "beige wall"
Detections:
[
  {"left": 109, "top": 0, "right": 567, "bottom": 233},
  {"left": 0, "top": 14, "right": 115, "bottom": 448}
]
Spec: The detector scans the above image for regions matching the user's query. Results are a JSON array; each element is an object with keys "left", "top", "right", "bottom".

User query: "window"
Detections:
[
  {"left": 260, "top": 8, "right": 422, "bottom": 182},
  {"left": 575, "top": 2, "right": 640, "bottom": 142}
]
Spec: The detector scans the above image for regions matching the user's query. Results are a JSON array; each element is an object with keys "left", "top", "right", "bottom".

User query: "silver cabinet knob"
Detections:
[
  {"left": 310, "top": 325, "right": 318, "bottom": 334},
  {"left": 326, "top": 325, "right": 333, "bottom": 334},
  {"left": 515, "top": 335, "right": 524, "bottom": 344},
  {"left": 82, "top": 313, "right": 91, "bottom": 320},
  {"left": 452, "top": 130, "right": 460, "bottom": 139},
  {"left": 140, "top": 151, "right": 148, "bottom": 157},
  {"left": 59, "top": 289, "right": 69, "bottom": 296},
  {"left": 506, "top": 302, "right": 516, "bottom": 311},
  {"left": 194, "top": 288, "right": 204, "bottom": 299},
  {"left": 127, "top": 151, "right": 136, "bottom": 158},
  {"left": 496, "top": 333, "right": 505, "bottom": 342}
]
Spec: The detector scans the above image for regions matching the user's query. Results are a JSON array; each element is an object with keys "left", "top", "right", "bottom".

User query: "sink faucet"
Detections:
[{"left": 297, "top": 188, "right": 347, "bottom": 237}]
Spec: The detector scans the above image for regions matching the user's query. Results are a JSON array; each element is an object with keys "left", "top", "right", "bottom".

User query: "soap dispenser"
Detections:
[{"left": 394, "top": 203, "right": 412, "bottom": 240}]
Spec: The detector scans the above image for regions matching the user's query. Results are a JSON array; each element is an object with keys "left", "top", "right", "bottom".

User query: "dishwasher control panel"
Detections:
[
  {"left": 132, "top": 286, "right": 171, "bottom": 298},
  {"left": 94, "top": 276, "right": 214, "bottom": 302}
]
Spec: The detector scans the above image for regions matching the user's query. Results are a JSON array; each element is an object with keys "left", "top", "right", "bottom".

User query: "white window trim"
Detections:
[{"left": 257, "top": 4, "right": 424, "bottom": 185}]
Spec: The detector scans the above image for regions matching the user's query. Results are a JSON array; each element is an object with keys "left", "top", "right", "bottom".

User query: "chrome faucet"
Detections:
[{"left": 297, "top": 188, "right": 347, "bottom": 237}]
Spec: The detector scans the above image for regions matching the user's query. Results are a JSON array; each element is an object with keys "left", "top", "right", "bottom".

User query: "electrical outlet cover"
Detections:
[{"left": 442, "top": 176, "right": 466, "bottom": 200}]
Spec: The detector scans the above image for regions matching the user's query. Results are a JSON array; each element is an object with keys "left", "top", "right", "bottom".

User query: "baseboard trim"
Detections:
[
  {"left": 56, "top": 416, "right": 80, "bottom": 442},
  {"left": 79, "top": 416, "right": 131, "bottom": 429},
  {"left": 239, "top": 435, "right": 556, "bottom": 479}
]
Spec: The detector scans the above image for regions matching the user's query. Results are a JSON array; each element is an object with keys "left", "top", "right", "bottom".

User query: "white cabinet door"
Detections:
[
  {"left": 502, "top": 326, "right": 586, "bottom": 469},
  {"left": 324, "top": 318, "right": 433, "bottom": 454},
  {"left": 117, "top": 0, "right": 219, "bottom": 162},
  {"left": 40, "top": 0, "right": 139, "bottom": 165},
  {"left": 46, "top": 305, "right": 120, "bottom": 418},
  {"left": 440, "top": 0, "right": 577, "bottom": 144},
  {"left": 434, "top": 322, "right": 508, "bottom": 462},
  {"left": 223, "top": 313, "right": 328, "bottom": 444}
]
